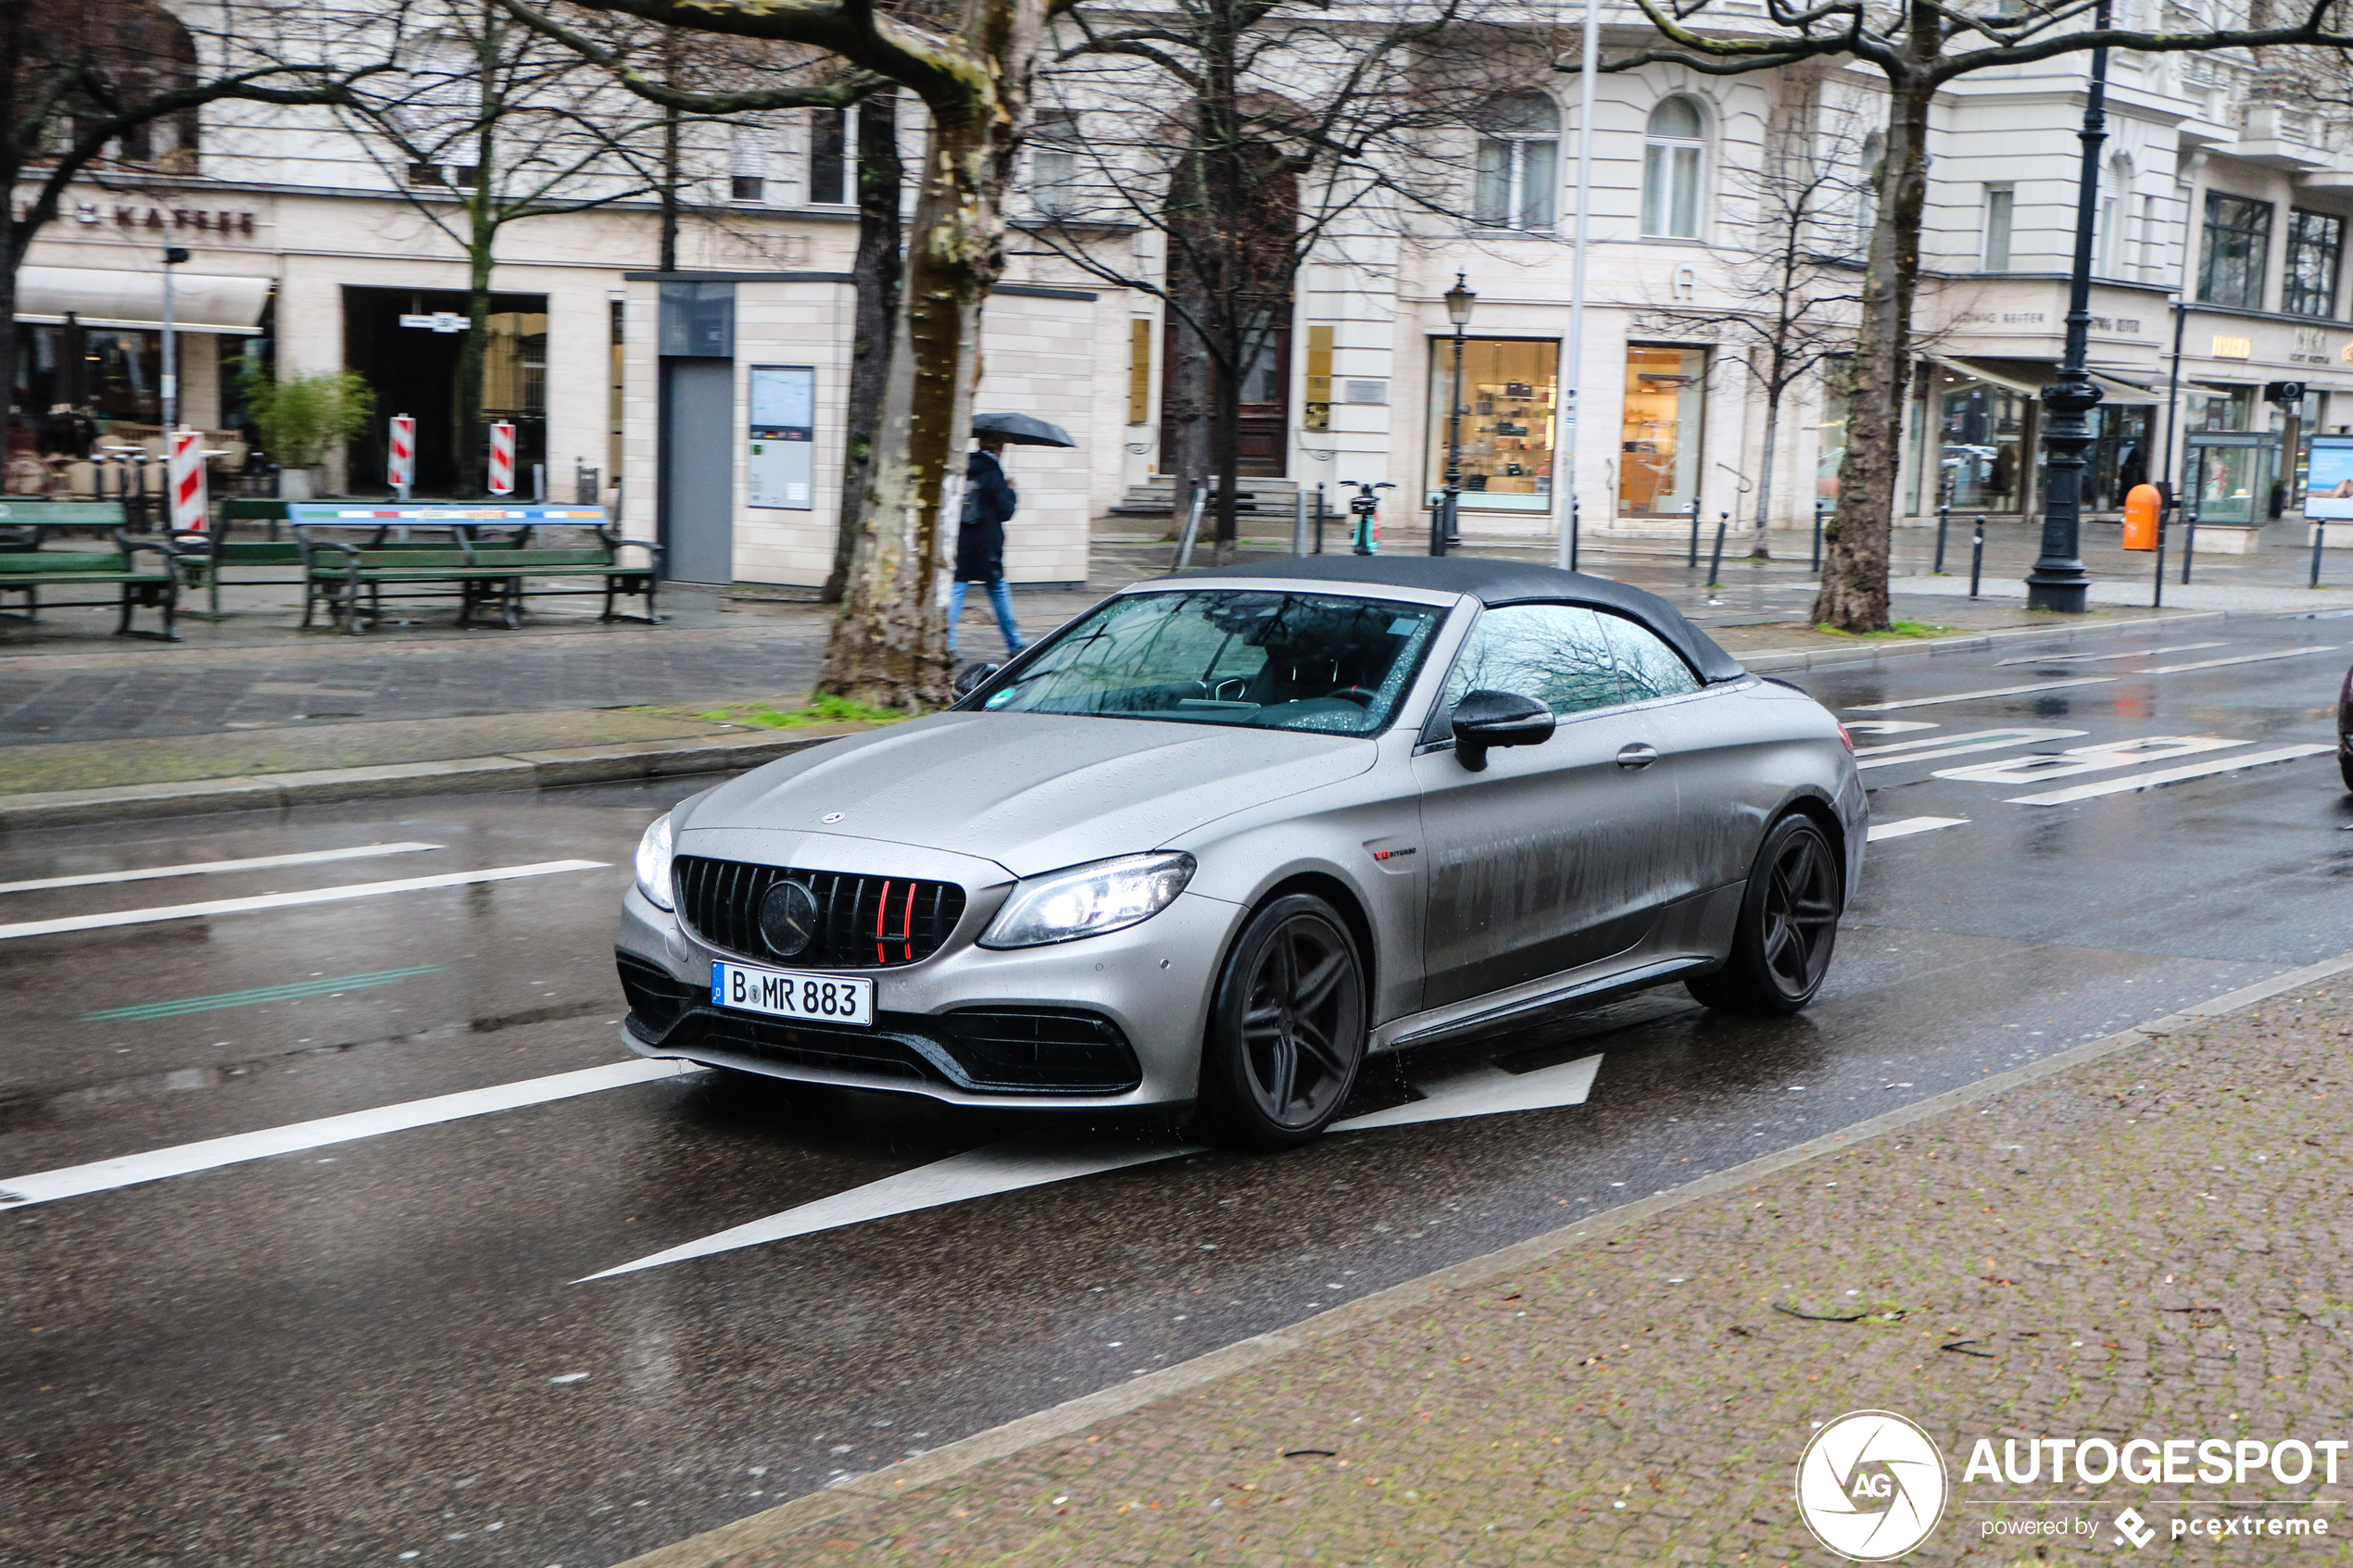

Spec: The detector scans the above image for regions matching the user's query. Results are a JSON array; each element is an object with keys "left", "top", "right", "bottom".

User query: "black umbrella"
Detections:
[{"left": 973, "top": 411, "right": 1076, "bottom": 447}]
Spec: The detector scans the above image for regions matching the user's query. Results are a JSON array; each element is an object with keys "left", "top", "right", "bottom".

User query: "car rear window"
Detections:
[{"left": 975, "top": 589, "right": 1445, "bottom": 735}]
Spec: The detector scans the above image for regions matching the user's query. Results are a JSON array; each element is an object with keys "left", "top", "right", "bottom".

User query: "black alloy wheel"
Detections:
[
  {"left": 1200, "top": 894, "right": 1367, "bottom": 1148},
  {"left": 1688, "top": 813, "right": 1843, "bottom": 1015}
]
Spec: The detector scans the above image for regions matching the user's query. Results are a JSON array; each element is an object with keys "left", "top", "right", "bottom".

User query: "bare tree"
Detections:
[
  {"left": 0, "top": 0, "right": 387, "bottom": 461},
  {"left": 1598, "top": 0, "right": 2353, "bottom": 631}
]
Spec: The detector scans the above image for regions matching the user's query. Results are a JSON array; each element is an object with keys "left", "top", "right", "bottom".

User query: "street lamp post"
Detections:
[
  {"left": 2025, "top": 0, "right": 2110, "bottom": 613},
  {"left": 1437, "top": 273, "right": 1475, "bottom": 558},
  {"left": 160, "top": 245, "right": 191, "bottom": 432}
]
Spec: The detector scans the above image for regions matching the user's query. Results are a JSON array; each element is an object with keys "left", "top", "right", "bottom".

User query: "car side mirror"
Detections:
[
  {"left": 952, "top": 661, "right": 1000, "bottom": 699},
  {"left": 1451, "top": 689, "right": 1554, "bottom": 771}
]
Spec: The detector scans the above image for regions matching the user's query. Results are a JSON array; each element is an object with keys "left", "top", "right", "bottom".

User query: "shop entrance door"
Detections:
[{"left": 659, "top": 358, "right": 734, "bottom": 583}]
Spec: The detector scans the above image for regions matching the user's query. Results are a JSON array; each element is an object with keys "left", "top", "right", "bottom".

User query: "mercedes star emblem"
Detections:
[{"left": 757, "top": 880, "right": 820, "bottom": 959}]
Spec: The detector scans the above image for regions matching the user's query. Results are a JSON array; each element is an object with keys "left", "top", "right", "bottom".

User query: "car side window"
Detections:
[
  {"left": 1433, "top": 604, "right": 1625, "bottom": 729},
  {"left": 1600, "top": 614, "right": 1704, "bottom": 701}
]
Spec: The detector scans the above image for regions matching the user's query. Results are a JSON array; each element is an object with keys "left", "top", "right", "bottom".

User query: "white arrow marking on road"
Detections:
[
  {"left": 2004, "top": 745, "right": 2334, "bottom": 805},
  {"left": 0, "top": 842, "right": 443, "bottom": 897},
  {"left": 579, "top": 1053, "right": 1606, "bottom": 1281},
  {"left": 0, "top": 1060, "right": 697, "bottom": 1210},
  {"left": 1846, "top": 678, "right": 2117, "bottom": 712},
  {"left": 1853, "top": 728, "right": 2087, "bottom": 769},
  {"left": 1933, "top": 734, "right": 2248, "bottom": 786},
  {"left": 0, "top": 859, "right": 607, "bottom": 941},
  {"left": 1865, "top": 817, "right": 1969, "bottom": 843}
]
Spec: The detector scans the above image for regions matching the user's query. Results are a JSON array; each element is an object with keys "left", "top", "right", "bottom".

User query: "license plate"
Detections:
[{"left": 711, "top": 961, "right": 874, "bottom": 1027}]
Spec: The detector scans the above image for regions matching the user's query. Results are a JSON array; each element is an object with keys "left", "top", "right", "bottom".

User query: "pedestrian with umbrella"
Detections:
[{"left": 951, "top": 412, "right": 1074, "bottom": 660}]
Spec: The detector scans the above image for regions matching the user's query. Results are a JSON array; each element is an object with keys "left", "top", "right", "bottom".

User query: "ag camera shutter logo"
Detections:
[{"left": 1795, "top": 1411, "right": 1949, "bottom": 1561}]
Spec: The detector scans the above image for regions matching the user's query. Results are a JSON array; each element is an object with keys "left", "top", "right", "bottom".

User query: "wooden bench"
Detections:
[
  {"left": 0, "top": 528, "right": 189, "bottom": 640},
  {"left": 0, "top": 499, "right": 132, "bottom": 546},
  {"left": 297, "top": 528, "right": 661, "bottom": 633}
]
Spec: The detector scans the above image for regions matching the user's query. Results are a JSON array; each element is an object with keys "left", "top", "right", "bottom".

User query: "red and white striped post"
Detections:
[
  {"left": 387, "top": 413, "right": 416, "bottom": 501},
  {"left": 487, "top": 420, "right": 516, "bottom": 496},
  {"left": 169, "top": 428, "right": 208, "bottom": 533}
]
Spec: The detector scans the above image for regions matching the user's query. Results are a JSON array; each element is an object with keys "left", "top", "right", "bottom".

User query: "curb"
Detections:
[
  {"left": 1735, "top": 607, "right": 2226, "bottom": 673},
  {"left": 613, "top": 943, "right": 2353, "bottom": 1568},
  {"left": 0, "top": 725, "right": 876, "bottom": 833}
]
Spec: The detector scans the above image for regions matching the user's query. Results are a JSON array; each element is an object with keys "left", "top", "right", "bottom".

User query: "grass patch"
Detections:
[
  {"left": 1811, "top": 620, "right": 1960, "bottom": 640},
  {"left": 683, "top": 694, "right": 905, "bottom": 729}
]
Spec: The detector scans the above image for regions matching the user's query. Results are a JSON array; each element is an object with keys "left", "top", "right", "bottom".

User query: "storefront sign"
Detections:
[{"left": 2212, "top": 335, "right": 2254, "bottom": 358}]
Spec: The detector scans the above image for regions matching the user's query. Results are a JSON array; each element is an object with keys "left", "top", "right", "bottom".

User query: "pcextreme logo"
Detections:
[{"left": 1795, "top": 1411, "right": 1950, "bottom": 1562}]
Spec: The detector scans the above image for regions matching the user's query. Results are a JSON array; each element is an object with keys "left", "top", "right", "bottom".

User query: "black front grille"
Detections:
[
  {"left": 673, "top": 855, "right": 967, "bottom": 968},
  {"left": 616, "top": 953, "right": 694, "bottom": 1035},
  {"left": 937, "top": 1009, "right": 1143, "bottom": 1091}
]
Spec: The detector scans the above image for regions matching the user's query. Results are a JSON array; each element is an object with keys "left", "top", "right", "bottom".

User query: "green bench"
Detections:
[
  {"left": 297, "top": 527, "right": 662, "bottom": 633},
  {"left": 178, "top": 526, "right": 534, "bottom": 617},
  {"left": 0, "top": 527, "right": 190, "bottom": 639},
  {"left": 0, "top": 499, "right": 132, "bottom": 546}
]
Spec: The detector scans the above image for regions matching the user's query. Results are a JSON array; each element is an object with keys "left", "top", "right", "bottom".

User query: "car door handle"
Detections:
[{"left": 1616, "top": 743, "right": 1660, "bottom": 771}]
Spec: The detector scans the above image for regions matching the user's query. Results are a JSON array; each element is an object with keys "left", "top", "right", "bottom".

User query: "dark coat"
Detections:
[{"left": 955, "top": 449, "right": 1017, "bottom": 582}]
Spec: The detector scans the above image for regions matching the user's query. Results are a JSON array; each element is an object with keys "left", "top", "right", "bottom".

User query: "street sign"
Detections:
[
  {"left": 487, "top": 421, "right": 516, "bottom": 496},
  {"left": 397, "top": 312, "right": 469, "bottom": 333},
  {"left": 168, "top": 428, "right": 208, "bottom": 533},
  {"left": 386, "top": 413, "right": 415, "bottom": 499}
]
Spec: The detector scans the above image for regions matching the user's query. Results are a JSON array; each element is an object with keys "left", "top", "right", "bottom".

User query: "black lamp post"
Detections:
[
  {"left": 1436, "top": 272, "right": 1475, "bottom": 557},
  {"left": 2025, "top": 0, "right": 2110, "bottom": 613}
]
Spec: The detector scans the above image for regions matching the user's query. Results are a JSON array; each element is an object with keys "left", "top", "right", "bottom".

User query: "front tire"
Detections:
[
  {"left": 1687, "top": 813, "right": 1843, "bottom": 1016},
  {"left": 1197, "top": 894, "right": 1367, "bottom": 1149}
]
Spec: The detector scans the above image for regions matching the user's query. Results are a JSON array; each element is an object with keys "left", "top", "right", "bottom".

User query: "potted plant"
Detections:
[{"left": 236, "top": 369, "right": 375, "bottom": 499}]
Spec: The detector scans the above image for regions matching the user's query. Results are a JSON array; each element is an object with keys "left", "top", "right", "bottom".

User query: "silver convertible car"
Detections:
[{"left": 615, "top": 558, "right": 1865, "bottom": 1147}]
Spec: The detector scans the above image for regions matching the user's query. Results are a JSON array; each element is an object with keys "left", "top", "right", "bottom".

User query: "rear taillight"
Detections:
[{"left": 1837, "top": 722, "right": 1856, "bottom": 754}]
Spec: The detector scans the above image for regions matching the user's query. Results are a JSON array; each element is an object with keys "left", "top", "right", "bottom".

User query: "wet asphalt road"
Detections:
[{"left": 4, "top": 610, "right": 2351, "bottom": 1567}]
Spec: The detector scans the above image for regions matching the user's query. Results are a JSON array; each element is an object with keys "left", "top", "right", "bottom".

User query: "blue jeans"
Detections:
[{"left": 949, "top": 575, "right": 1024, "bottom": 657}]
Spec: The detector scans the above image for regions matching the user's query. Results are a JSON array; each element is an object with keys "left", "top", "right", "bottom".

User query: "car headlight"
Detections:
[
  {"left": 634, "top": 813, "right": 675, "bottom": 910},
  {"left": 979, "top": 851, "right": 1195, "bottom": 948}
]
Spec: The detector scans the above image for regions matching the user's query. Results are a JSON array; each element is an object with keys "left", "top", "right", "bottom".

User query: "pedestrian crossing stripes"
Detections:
[{"left": 2005, "top": 745, "right": 2333, "bottom": 805}]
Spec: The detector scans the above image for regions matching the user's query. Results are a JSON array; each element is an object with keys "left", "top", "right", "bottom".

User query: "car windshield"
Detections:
[{"left": 976, "top": 589, "right": 1445, "bottom": 735}]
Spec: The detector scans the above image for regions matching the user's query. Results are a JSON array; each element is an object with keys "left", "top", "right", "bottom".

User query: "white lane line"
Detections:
[
  {"left": 0, "top": 842, "right": 442, "bottom": 897},
  {"left": 1842, "top": 720, "right": 1941, "bottom": 736},
  {"left": 0, "top": 1060, "right": 696, "bottom": 1209},
  {"left": 2131, "top": 646, "right": 2339, "bottom": 676},
  {"left": 1847, "top": 678, "right": 2117, "bottom": 712},
  {"left": 0, "top": 859, "right": 608, "bottom": 941},
  {"left": 1854, "top": 727, "right": 2086, "bottom": 769},
  {"left": 581, "top": 1053, "right": 1606, "bottom": 1281},
  {"left": 1994, "top": 641, "right": 2227, "bottom": 667},
  {"left": 2006, "top": 745, "right": 2334, "bottom": 806},
  {"left": 1866, "top": 817, "right": 1969, "bottom": 843}
]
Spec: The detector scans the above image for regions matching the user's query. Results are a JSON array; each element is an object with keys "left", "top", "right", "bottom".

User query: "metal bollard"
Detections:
[
  {"left": 1293, "top": 489, "right": 1308, "bottom": 557},
  {"left": 2181, "top": 504, "right": 2197, "bottom": 584},
  {"left": 1707, "top": 511, "right": 1728, "bottom": 587},
  {"left": 1811, "top": 500, "right": 1825, "bottom": 573},
  {"left": 1934, "top": 504, "right": 1950, "bottom": 574},
  {"left": 1313, "top": 483, "right": 1327, "bottom": 556},
  {"left": 1969, "top": 516, "right": 1986, "bottom": 598},
  {"left": 2315, "top": 520, "right": 2329, "bottom": 590},
  {"left": 1568, "top": 493, "right": 1581, "bottom": 573},
  {"left": 2153, "top": 503, "right": 2167, "bottom": 610},
  {"left": 1687, "top": 499, "right": 1703, "bottom": 569},
  {"left": 1173, "top": 478, "right": 1206, "bottom": 571}
]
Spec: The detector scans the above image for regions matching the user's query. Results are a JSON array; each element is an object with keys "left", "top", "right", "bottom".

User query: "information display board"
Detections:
[
  {"left": 2306, "top": 433, "right": 2353, "bottom": 520},
  {"left": 748, "top": 365, "right": 816, "bottom": 510}
]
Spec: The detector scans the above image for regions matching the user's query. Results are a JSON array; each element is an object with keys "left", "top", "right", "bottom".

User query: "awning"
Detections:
[
  {"left": 1928, "top": 356, "right": 2160, "bottom": 405},
  {"left": 1926, "top": 356, "right": 2045, "bottom": 397},
  {"left": 2087, "top": 371, "right": 2160, "bottom": 405},
  {"left": 13, "top": 265, "right": 271, "bottom": 334}
]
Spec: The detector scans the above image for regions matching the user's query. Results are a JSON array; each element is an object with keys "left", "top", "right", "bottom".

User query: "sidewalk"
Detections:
[{"left": 623, "top": 958, "right": 2353, "bottom": 1568}]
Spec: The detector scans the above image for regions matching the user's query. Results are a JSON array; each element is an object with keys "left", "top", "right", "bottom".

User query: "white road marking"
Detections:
[
  {"left": 1866, "top": 817, "right": 1969, "bottom": 842},
  {"left": 0, "top": 859, "right": 608, "bottom": 941},
  {"left": 1934, "top": 735, "right": 2248, "bottom": 786},
  {"left": 580, "top": 1053, "right": 1606, "bottom": 1280},
  {"left": 1842, "top": 721, "right": 1941, "bottom": 736},
  {"left": 1994, "top": 641, "right": 2226, "bottom": 667},
  {"left": 0, "top": 1060, "right": 695, "bottom": 1209},
  {"left": 2130, "top": 646, "right": 2339, "bottom": 676},
  {"left": 2005, "top": 745, "right": 2334, "bottom": 805},
  {"left": 0, "top": 842, "right": 442, "bottom": 897},
  {"left": 1854, "top": 727, "right": 2086, "bottom": 769},
  {"left": 1846, "top": 678, "right": 2117, "bottom": 711}
]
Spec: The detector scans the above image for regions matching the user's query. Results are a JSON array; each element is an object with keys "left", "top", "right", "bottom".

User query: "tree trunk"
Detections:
[
  {"left": 1752, "top": 382, "right": 1780, "bottom": 548},
  {"left": 824, "top": 92, "right": 902, "bottom": 603},
  {"left": 1206, "top": 335, "right": 1243, "bottom": 564},
  {"left": 1161, "top": 309, "right": 1214, "bottom": 538},
  {"left": 1812, "top": 60, "right": 1931, "bottom": 632},
  {"left": 458, "top": 213, "right": 494, "bottom": 498},
  {"left": 0, "top": 245, "right": 23, "bottom": 488},
  {"left": 816, "top": 80, "right": 1026, "bottom": 709}
]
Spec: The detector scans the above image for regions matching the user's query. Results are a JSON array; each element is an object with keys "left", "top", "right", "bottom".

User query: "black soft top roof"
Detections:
[{"left": 1144, "top": 556, "right": 1745, "bottom": 683}]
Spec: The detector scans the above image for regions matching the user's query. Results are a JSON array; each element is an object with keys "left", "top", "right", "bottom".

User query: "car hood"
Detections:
[{"left": 682, "top": 711, "right": 1378, "bottom": 878}]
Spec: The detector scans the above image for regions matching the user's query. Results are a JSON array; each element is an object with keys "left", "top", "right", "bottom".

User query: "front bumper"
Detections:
[{"left": 614, "top": 881, "right": 1238, "bottom": 1109}]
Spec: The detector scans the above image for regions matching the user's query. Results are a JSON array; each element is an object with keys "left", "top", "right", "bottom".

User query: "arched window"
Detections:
[
  {"left": 1642, "top": 96, "right": 1706, "bottom": 238},
  {"left": 1474, "top": 93, "right": 1558, "bottom": 231}
]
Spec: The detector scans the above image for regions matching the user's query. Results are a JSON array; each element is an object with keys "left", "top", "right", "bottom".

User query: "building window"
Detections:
[
  {"left": 2198, "top": 191, "right": 2273, "bottom": 308},
  {"left": 2096, "top": 156, "right": 2131, "bottom": 275},
  {"left": 1936, "top": 374, "right": 2030, "bottom": 511},
  {"left": 1031, "top": 110, "right": 1083, "bottom": 218},
  {"left": 1980, "top": 185, "right": 2014, "bottom": 271},
  {"left": 1620, "top": 345, "right": 1706, "bottom": 514},
  {"left": 2284, "top": 208, "right": 2343, "bottom": 319},
  {"left": 1473, "top": 93, "right": 1558, "bottom": 231},
  {"left": 1641, "top": 98, "right": 1705, "bottom": 238},
  {"left": 407, "top": 162, "right": 447, "bottom": 187},
  {"left": 730, "top": 176, "right": 765, "bottom": 202},
  {"left": 1424, "top": 338, "right": 1559, "bottom": 510},
  {"left": 730, "top": 125, "right": 768, "bottom": 203},
  {"left": 810, "top": 107, "right": 858, "bottom": 205}
]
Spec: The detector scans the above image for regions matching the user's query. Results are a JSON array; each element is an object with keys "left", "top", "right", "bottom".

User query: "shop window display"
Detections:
[
  {"left": 1619, "top": 345, "right": 1705, "bottom": 514},
  {"left": 1424, "top": 338, "right": 1558, "bottom": 511}
]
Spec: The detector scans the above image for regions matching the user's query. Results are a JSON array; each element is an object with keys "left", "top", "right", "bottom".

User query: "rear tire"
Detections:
[
  {"left": 2341, "top": 753, "right": 2353, "bottom": 792},
  {"left": 1687, "top": 813, "right": 1843, "bottom": 1016},
  {"left": 1196, "top": 894, "right": 1367, "bottom": 1149}
]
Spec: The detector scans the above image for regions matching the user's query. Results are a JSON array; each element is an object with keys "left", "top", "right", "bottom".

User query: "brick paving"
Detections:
[{"left": 649, "top": 979, "right": 2353, "bottom": 1567}]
